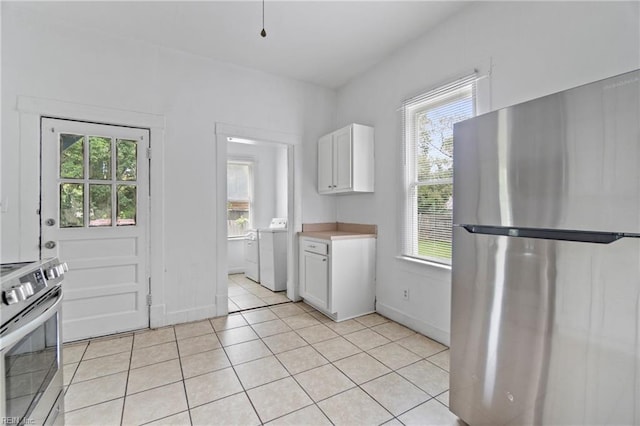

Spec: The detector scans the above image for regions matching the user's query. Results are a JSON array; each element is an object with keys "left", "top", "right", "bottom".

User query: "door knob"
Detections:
[
  {"left": 45, "top": 218, "right": 56, "bottom": 226},
  {"left": 44, "top": 241, "right": 56, "bottom": 249}
]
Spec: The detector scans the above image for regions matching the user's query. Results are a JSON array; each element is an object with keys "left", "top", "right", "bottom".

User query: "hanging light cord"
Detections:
[{"left": 260, "top": 0, "right": 267, "bottom": 37}]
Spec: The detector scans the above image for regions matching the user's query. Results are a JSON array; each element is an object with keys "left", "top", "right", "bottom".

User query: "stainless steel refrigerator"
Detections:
[{"left": 451, "top": 69, "right": 640, "bottom": 426}]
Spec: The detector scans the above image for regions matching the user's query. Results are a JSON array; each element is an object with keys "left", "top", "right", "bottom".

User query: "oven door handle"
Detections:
[{"left": 0, "top": 291, "right": 62, "bottom": 351}]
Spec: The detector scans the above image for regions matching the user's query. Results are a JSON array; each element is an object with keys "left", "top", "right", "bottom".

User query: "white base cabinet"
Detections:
[{"left": 299, "top": 236, "right": 376, "bottom": 321}]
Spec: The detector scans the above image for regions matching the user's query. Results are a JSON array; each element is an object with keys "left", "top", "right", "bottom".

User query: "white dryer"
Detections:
[{"left": 258, "top": 219, "right": 288, "bottom": 291}]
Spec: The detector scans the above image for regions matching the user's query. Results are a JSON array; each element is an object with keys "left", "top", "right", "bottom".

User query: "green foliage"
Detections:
[
  {"left": 60, "top": 134, "right": 84, "bottom": 179},
  {"left": 58, "top": 134, "right": 138, "bottom": 226},
  {"left": 235, "top": 215, "right": 249, "bottom": 226},
  {"left": 60, "top": 183, "right": 83, "bottom": 227},
  {"left": 89, "top": 137, "right": 111, "bottom": 180},
  {"left": 418, "top": 239, "right": 452, "bottom": 260},
  {"left": 117, "top": 185, "right": 136, "bottom": 223},
  {"left": 117, "top": 140, "right": 137, "bottom": 181},
  {"left": 418, "top": 183, "right": 452, "bottom": 213},
  {"left": 416, "top": 114, "right": 455, "bottom": 214}
]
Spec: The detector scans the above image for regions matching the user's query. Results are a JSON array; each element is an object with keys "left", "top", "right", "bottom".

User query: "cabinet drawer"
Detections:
[{"left": 302, "top": 240, "right": 328, "bottom": 255}]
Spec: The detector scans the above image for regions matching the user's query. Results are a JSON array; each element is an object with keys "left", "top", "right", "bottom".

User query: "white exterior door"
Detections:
[{"left": 41, "top": 118, "right": 150, "bottom": 342}]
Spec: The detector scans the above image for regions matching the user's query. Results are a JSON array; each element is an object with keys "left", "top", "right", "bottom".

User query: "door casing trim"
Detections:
[{"left": 17, "top": 96, "right": 166, "bottom": 328}]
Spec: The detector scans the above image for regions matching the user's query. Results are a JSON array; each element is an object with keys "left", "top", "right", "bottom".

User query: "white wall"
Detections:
[
  {"left": 275, "top": 147, "right": 288, "bottom": 218},
  {"left": 1, "top": 4, "right": 337, "bottom": 326},
  {"left": 227, "top": 142, "right": 288, "bottom": 273},
  {"left": 335, "top": 1, "right": 640, "bottom": 345}
]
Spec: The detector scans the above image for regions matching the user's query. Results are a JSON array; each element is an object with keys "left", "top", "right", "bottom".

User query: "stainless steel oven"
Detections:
[{"left": 1, "top": 258, "right": 67, "bottom": 426}]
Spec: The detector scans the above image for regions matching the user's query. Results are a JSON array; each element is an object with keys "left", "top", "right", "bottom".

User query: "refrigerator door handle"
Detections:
[{"left": 460, "top": 224, "right": 640, "bottom": 244}]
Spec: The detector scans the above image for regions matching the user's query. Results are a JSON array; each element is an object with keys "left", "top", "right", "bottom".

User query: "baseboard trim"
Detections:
[
  {"left": 160, "top": 304, "right": 218, "bottom": 327},
  {"left": 228, "top": 267, "right": 245, "bottom": 274},
  {"left": 376, "top": 302, "right": 450, "bottom": 347},
  {"left": 149, "top": 304, "right": 167, "bottom": 328}
]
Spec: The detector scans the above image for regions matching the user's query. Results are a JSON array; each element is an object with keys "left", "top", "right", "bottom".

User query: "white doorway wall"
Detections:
[{"left": 215, "top": 123, "right": 303, "bottom": 316}]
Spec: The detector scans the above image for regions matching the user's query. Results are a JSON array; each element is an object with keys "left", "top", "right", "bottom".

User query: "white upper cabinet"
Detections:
[{"left": 318, "top": 123, "right": 374, "bottom": 194}]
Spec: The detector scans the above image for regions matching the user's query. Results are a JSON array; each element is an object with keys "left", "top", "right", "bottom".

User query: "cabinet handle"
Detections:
[
  {"left": 327, "top": 185, "right": 332, "bottom": 188},
  {"left": 322, "top": 258, "right": 327, "bottom": 262}
]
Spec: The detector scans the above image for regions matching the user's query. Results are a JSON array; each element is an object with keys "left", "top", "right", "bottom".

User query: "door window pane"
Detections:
[
  {"left": 117, "top": 139, "right": 137, "bottom": 181},
  {"left": 117, "top": 185, "right": 136, "bottom": 226},
  {"left": 227, "top": 164, "right": 250, "bottom": 199},
  {"left": 60, "top": 134, "right": 84, "bottom": 179},
  {"left": 89, "top": 136, "right": 112, "bottom": 180},
  {"left": 227, "top": 162, "right": 252, "bottom": 237},
  {"left": 60, "top": 183, "right": 84, "bottom": 227},
  {"left": 89, "top": 184, "right": 112, "bottom": 227}
]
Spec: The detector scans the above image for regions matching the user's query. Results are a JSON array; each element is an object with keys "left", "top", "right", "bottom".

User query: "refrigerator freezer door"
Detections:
[
  {"left": 450, "top": 226, "right": 640, "bottom": 425},
  {"left": 453, "top": 69, "right": 640, "bottom": 233}
]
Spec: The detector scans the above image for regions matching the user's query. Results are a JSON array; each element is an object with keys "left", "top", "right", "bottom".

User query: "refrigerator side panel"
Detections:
[
  {"left": 450, "top": 226, "right": 640, "bottom": 425},
  {"left": 453, "top": 69, "right": 640, "bottom": 233}
]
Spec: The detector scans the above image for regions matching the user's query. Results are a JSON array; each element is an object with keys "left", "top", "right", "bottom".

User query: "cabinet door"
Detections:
[
  {"left": 302, "top": 251, "right": 329, "bottom": 310},
  {"left": 333, "top": 126, "right": 352, "bottom": 191},
  {"left": 318, "top": 134, "right": 334, "bottom": 193}
]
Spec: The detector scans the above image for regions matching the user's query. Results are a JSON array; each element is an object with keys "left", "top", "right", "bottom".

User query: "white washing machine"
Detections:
[
  {"left": 258, "top": 218, "right": 288, "bottom": 291},
  {"left": 244, "top": 229, "right": 260, "bottom": 282}
]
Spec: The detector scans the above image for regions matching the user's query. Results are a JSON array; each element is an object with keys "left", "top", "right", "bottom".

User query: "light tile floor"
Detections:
[
  {"left": 228, "top": 274, "right": 289, "bottom": 313},
  {"left": 63, "top": 302, "right": 463, "bottom": 426}
]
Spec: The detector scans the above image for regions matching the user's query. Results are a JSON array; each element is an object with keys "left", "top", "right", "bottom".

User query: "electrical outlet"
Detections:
[{"left": 402, "top": 289, "right": 410, "bottom": 301}]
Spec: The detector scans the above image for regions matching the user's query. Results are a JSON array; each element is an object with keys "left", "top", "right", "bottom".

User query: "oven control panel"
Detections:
[{"left": 1, "top": 262, "right": 67, "bottom": 306}]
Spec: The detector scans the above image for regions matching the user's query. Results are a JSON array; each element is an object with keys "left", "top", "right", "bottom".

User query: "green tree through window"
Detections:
[{"left": 402, "top": 76, "right": 476, "bottom": 264}]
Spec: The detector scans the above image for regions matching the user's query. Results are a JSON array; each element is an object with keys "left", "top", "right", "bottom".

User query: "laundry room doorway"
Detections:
[
  {"left": 226, "top": 138, "right": 289, "bottom": 312},
  {"left": 214, "top": 123, "right": 302, "bottom": 316}
]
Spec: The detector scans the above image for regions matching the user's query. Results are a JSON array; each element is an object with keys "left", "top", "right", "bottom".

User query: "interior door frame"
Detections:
[
  {"left": 214, "top": 123, "right": 303, "bottom": 315},
  {"left": 17, "top": 96, "right": 167, "bottom": 328}
]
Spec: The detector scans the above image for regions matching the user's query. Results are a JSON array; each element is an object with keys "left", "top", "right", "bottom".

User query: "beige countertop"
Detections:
[
  {"left": 298, "top": 230, "right": 377, "bottom": 240},
  {"left": 298, "top": 222, "right": 377, "bottom": 241}
]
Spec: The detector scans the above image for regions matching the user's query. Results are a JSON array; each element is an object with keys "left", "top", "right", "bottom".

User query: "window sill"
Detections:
[{"left": 395, "top": 255, "right": 452, "bottom": 272}]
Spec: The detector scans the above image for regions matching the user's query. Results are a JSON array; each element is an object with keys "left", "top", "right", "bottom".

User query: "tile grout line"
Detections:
[
  {"left": 64, "top": 305, "right": 450, "bottom": 425},
  {"left": 355, "top": 369, "right": 435, "bottom": 422},
  {"left": 172, "top": 326, "right": 195, "bottom": 426},
  {"left": 223, "top": 345, "right": 266, "bottom": 424},
  {"left": 260, "top": 312, "right": 397, "bottom": 424},
  {"left": 263, "top": 330, "right": 329, "bottom": 425},
  {"left": 217, "top": 312, "right": 294, "bottom": 423},
  {"left": 118, "top": 335, "right": 134, "bottom": 426},
  {"left": 63, "top": 341, "right": 88, "bottom": 391},
  {"left": 237, "top": 309, "right": 328, "bottom": 424},
  {"left": 292, "top": 313, "right": 449, "bottom": 423}
]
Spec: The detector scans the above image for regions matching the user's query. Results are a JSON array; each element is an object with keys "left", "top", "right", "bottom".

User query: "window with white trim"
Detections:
[
  {"left": 227, "top": 161, "right": 253, "bottom": 237},
  {"left": 401, "top": 75, "right": 476, "bottom": 265}
]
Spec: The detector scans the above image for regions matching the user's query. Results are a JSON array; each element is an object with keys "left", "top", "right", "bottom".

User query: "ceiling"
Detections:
[{"left": 12, "top": 1, "right": 469, "bottom": 89}]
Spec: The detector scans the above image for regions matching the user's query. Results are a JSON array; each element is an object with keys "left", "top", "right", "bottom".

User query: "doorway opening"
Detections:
[{"left": 226, "top": 137, "right": 290, "bottom": 313}]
